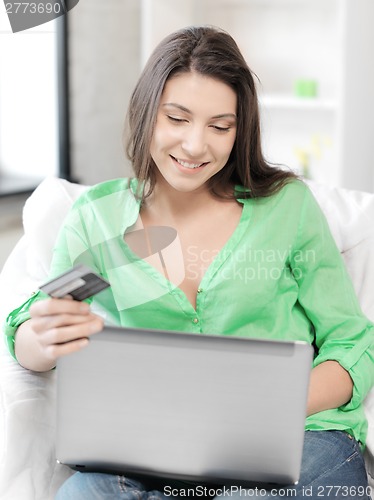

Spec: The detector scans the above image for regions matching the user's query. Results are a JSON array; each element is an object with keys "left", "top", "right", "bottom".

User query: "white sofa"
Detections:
[{"left": 0, "top": 176, "right": 373, "bottom": 499}]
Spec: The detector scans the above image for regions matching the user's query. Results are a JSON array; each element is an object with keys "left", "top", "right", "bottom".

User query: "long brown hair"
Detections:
[{"left": 125, "top": 25, "right": 297, "bottom": 199}]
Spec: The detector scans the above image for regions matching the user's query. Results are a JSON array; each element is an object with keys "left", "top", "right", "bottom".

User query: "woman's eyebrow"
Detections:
[
  {"left": 162, "top": 102, "right": 237, "bottom": 120},
  {"left": 213, "top": 113, "right": 237, "bottom": 121},
  {"left": 162, "top": 103, "right": 191, "bottom": 114}
]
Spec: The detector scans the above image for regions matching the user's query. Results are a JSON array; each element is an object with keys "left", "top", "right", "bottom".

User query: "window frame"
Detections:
[{"left": 0, "top": 14, "right": 71, "bottom": 198}]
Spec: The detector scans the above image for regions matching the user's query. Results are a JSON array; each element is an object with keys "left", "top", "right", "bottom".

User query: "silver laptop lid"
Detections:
[{"left": 56, "top": 326, "right": 313, "bottom": 486}]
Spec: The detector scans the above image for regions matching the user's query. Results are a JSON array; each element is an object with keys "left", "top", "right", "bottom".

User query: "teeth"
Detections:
[{"left": 175, "top": 158, "right": 204, "bottom": 169}]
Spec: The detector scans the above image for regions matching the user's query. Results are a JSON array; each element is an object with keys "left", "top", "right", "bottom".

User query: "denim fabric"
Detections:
[
  {"left": 55, "top": 474, "right": 166, "bottom": 500},
  {"left": 220, "top": 431, "right": 371, "bottom": 499},
  {"left": 55, "top": 431, "right": 372, "bottom": 499}
]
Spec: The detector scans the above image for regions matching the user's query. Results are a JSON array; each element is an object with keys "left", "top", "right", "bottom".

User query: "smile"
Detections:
[{"left": 171, "top": 156, "right": 208, "bottom": 169}]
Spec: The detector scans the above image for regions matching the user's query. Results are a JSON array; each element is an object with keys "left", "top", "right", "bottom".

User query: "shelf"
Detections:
[
  {"left": 259, "top": 95, "right": 337, "bottom": 111},
  {"left": 141, "top": 0, "right": 374, "bottom": 191},
  {"left": 202, "top": 0, "right": 336, "bottom": 10}
]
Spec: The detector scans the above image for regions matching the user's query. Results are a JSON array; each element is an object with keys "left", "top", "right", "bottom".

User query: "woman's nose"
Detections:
[{"left": 181, "top": 126, "right": 207, "bottom": 158}]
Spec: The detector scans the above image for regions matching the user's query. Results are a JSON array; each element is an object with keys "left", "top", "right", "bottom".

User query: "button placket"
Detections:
[{"left": 193, "top": 287, "right": 205, "bottom": 330}]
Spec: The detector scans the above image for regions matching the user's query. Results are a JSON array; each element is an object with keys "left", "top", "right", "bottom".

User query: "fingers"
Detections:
[
  {"left": 28, "top": 297, "right": 104, "bottom": 361},
  {"left": 31, "top": 310, "right": 97, "bottom": 334},
  {"left": 30, "top": 298, "right": 96, "bottom": 335},
  {"left": 30, "top": 297, "right": 90, "bottom": 317},
  {"left": 42, "top": 315, "right": 104, "bottom": 361},
  {"left": 45, "top": 337, "right": 91, "bottom": 360},
  {"left": 39, "top": 315, "right": 104, "bottom": 346}
]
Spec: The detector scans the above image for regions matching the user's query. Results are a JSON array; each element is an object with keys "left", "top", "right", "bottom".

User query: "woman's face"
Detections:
[{"left": 150, "top": 71, "right": 237, "bottom": 194}]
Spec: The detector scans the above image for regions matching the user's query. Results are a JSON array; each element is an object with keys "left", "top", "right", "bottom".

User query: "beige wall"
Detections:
[
  {"left": 0, "top": 196, "right": 25, "bottom": 271},
  {"left": 68, "top": 0, "right": 141, "bottom": 186},
  {"left": 0, "top": 226, "right": 23, "bottom": 272}
]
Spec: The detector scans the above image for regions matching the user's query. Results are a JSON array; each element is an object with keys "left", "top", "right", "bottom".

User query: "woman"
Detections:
[{"left": 4, "top": 26, "right": 374, "bottom": 499}]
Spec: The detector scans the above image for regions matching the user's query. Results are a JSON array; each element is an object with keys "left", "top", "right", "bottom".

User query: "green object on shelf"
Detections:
[{"left": 294, "top": 79, "right": 318, "bottom": 98}]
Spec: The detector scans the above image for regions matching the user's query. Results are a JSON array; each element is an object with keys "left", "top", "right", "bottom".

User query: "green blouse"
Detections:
[{"left": 4, "top": 178, "right": 374, "bottom": 446}]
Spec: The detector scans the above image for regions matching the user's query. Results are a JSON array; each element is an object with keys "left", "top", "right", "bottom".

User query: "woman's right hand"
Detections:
[{"left": 15, "top": 297, "right": 104, "bottom": 371}]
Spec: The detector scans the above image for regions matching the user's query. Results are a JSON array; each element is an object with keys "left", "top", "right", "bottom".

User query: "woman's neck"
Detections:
[{"left": 143, "top": 180, "right": 219, "bottom": 222}]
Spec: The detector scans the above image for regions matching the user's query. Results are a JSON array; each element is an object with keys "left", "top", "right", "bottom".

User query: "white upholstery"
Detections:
[
  {"left": 0, "top": 178, "right": 87, "bottom": 500},
  {"left": 0, "top": 176, "right": 373, "bottom": 499}
]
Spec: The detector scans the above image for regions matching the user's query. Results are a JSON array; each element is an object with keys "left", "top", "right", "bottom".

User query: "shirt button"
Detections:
[
  {"left": 192, "top": 318, "right": 199, "bottom": 324},
  {"left": 197, "top": 288, "right": 203, "bottom": 293}
]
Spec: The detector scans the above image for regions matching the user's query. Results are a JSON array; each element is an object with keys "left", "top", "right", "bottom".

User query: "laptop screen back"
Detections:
[{"left": 56, "top": 326, "right": 313, "bottom": 486}]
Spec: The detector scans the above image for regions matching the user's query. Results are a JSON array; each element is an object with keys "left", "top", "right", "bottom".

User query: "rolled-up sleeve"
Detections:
[
  {"left": 290, "top": 186, "right": 374, "bottom": 410},
  {"left": 4, "top": 291, "right": 46, "bottom": 360}
]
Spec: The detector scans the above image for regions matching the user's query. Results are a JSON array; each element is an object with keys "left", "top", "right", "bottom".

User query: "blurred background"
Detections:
[{"left": 1, "top": 0, "right": 374, "bottom": 270}]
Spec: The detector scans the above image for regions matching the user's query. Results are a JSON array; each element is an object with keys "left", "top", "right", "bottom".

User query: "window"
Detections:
[{"left": 0, "top": 9, "right": 69, "bottom": 196}]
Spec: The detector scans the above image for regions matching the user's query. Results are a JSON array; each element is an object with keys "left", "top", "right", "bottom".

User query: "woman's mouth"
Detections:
[{"left": 170, "top": 155, "right": 208, "bottom": 170}]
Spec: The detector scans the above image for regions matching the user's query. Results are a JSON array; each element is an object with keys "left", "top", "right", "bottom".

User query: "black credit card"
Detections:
[{"left": 39, "top": 264, "right": 110, "bottom": 301}]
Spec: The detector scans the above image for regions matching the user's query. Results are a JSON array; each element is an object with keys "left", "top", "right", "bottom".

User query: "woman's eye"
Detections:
[
  {"left": 212, "top": 125, "right": 231, "bottom": 132},
  {"left": 167, "top": 115, "right": 186, "bottom": 124}
]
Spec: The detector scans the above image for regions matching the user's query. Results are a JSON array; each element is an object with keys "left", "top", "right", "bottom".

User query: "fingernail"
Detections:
[{"left": 79, "top": 338, "right": 89, "bottom": 348}]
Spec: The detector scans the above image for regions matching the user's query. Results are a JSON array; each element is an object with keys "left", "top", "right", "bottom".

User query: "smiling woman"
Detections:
[
  {"left": 3, "top": 25, "right": 374, "bottom": 500},
  {"left": 126, "top": 25, "right": 297, "bottom": 202}
]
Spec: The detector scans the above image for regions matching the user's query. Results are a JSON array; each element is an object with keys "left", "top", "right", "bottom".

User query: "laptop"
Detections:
[{"left": 56, "top": 326, "right": 313, "bottom": 486}]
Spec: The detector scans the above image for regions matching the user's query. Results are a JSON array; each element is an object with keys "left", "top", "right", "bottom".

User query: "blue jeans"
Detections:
[{"left": 55, "top": 431, "right": 372, "bottom": 499}]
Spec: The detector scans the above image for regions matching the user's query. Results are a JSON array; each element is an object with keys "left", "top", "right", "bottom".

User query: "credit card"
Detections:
[{"left": 39, "top": 264, "right": 110, "bottom": 301}]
